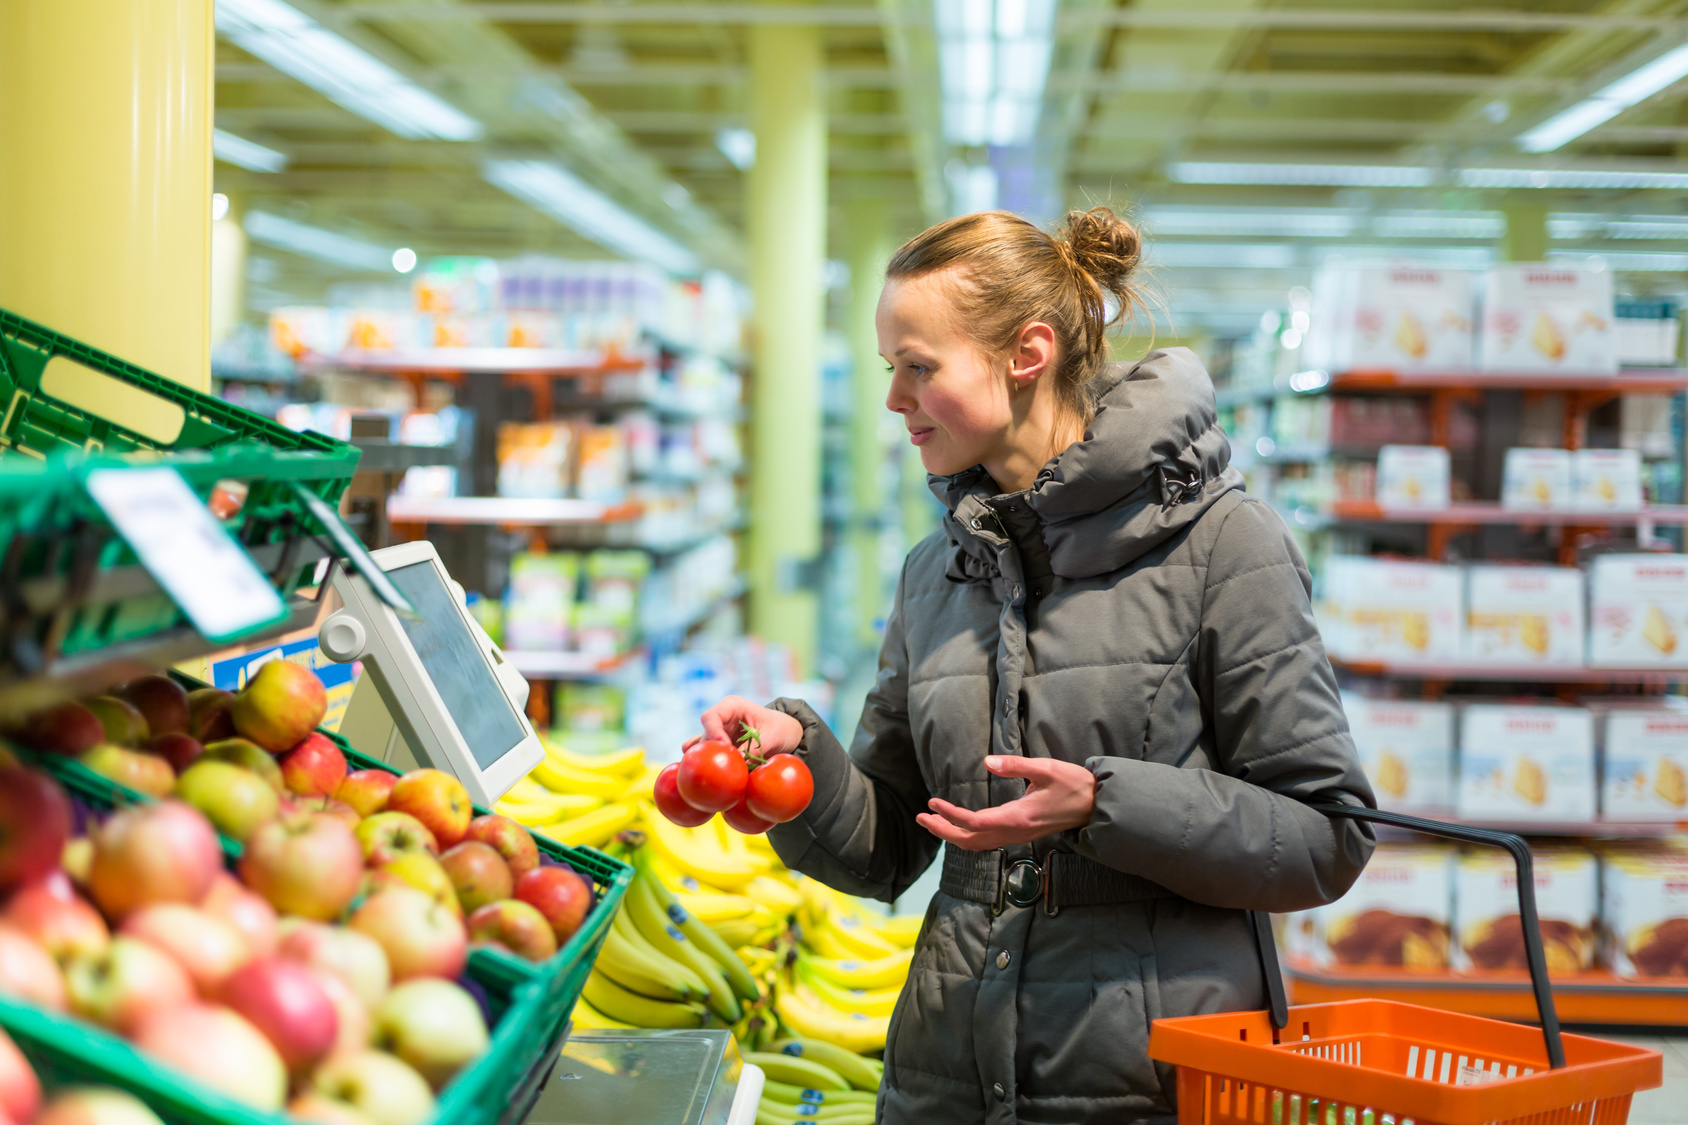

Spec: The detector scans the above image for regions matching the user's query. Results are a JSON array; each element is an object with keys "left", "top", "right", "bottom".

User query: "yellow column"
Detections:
[
  {"left": 846, "top": 196, "right": 895, "bottom": 648},
  {"left": 0, "top": 0, "right": 214, "bottom": 391},
  {"left": 211, "top": 198, "right": 249, "bottom": 348},
  {"left": 1502, "top": 199, "right": 1550, "bottom": 263},
  {"left": 746, "top": 16, "right": 827, "bottom": 674}
]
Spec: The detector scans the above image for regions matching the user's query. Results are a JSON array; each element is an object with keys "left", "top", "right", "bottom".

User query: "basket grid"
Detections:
[{"left": 1184, "top": 1068, "right": 1634, "bottom": 1125}]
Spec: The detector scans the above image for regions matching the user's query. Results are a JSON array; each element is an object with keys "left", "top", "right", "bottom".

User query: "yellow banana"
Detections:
[
  {"left": 494, "top": 792, "right": 602, "bottom": 826},
  {"left": 794, "top": 964, "right": 901, "bottom": 1017},
  {"left": 738, "top": 946, "right": 780, "bottom": 975},
  {"left": 761, "top": 1081, "right": 878, "bottom": 1109},
  {"left": 773, "top": 985, "right": 889, "bottom": 1055},
  {"left": 676, "top": 891, "right": 756, "bottom": 926},
  {"left": 756, "top": 1107, "right": 875, "bottom": 1125},
  {"left": 595, "top": 912, "right": 706, "bottom": 1002},
  {"left": 714, "top": 817, "right": 775, "bottom": 872},
  {"left": 571, "top": 999, "right": 637, "bottom": 1031},
  {"left": 543, "top": 739, "right": 645, "bottom": 777},
  {"left": 796, "top": 949, "right": 913, "bottom": 991},
  {"left": 530, "top": 756, "right": 630, "bottom": 798},
  {"left": 504, "top": 776, "right": 559, "bottom": 803},
  {"left": 631, "top": 848, "right": 762, "bottom": 1004},
  {"left": 626, "top": 872, "right": 742, "bottom": 1022},
  {"left": 865, "top": 913, "right": 924, "bottom": 949},
  {"left": 766, "top": 1038, "right": 882, "bottom": 1092},
  {"left": 740, "top": 1052, "right": 850, "bottom": 1092},
  {"left": 822, "top": 910, "right": 901, "bottom": 959},
  {"left": 709, "top": 916, "right": 761, "bottom": 949},
  {"left": 533, "top": 802, "right": 638, "bottom": 848},
  {"left": 583, "top": 970, "right": 708, "bottom": 1029},
  {"left": 609, "top": 908, "right": 710, "bottom": 998},
  {"left": 746, "top": 875, "right": 802, "bottom": 915},
  {"left": 643, "top": 806, "right": 760, "bottom": 890},
  {"left": 620, "top": 763, "right": 663, "bottom": 804}
]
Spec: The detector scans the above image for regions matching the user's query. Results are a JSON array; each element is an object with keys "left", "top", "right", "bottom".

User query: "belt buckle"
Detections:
[{"left": 1004, "top": 858, "right": 1043, "bottom": 910}]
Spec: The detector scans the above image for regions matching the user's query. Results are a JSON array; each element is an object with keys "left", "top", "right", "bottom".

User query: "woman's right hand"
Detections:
[{"left": 684, "top": 695, "right": 805, "bottom": 757}]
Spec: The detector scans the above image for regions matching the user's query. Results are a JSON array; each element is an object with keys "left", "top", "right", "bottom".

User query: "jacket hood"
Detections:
[{"left": 932, "top": 347, "right": 1243, "bottom": 581}]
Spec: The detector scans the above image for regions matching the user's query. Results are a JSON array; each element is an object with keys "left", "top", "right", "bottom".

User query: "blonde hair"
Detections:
[{"left": 885, "top": 206, "right": 1144, "bottom": 420}]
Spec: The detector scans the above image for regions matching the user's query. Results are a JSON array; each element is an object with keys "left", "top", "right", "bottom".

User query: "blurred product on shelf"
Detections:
[
  {"left": 1454, "top": 848, "right": 1598, "bottom": 974},
  {"left": 575, "top": 426, "right": 630, "bottom": 503},
  {"left": 1615, "top": 299, "right": 1681, "bottom": 367},
  {"left": 497, "top": 423, "right": 573, "bottom": 500},
  {"left": 1479, "top": 263, "right": 1616, "bottom": 373},
  {"left": 1306, "top": 265, "right": 1476, "bottom": 373},
  {"left": 1374, "top": 445, "right": 1450, "bottom": 508},
  {"left": 1603, "top": 846, "right": 1688, "bottom": 978},
  {"left": 504, "top": 553, "right": 579, "bottom": 652},
  {"left": 1600, "top": 706, "right": 1688, "bottom": 820},
  {"left": 1574, "top": 449, "right": 1644, "bottom": 510},
  {"left": 1320, "top": 556, "right": 1463, "bottom": 661},
  {"left": 1588, "top": 554, "right": 1688, "bottom": 667},
  {"left": 1501, "top": 448, "right": 1574, "bottom": 511},
  {"left": 555, "top": 684, "right": 625, "bottom": 734},
  {"left": 1286, "top": 844, "right": 1456, "bottom": 970},
  {"left": 1456, "top": 705, "right": 1596, "bottom": 823},
  {"left": 1464, "top": 565, "right": 1584, "bottom": 665},
  {"left": 1340, "top": 694, "right": 1453, "bottom": 815},
  {"left": 576, "top": 552, "right": 650, "bottom": 656}
]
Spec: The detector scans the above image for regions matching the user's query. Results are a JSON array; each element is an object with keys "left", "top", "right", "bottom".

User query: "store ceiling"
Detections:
[{"left": 215, "top": 0, "right": 1688, "bottom": 334}]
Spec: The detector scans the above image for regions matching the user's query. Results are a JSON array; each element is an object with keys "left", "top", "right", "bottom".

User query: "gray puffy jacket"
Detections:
[{"left": 767, "top": 348, "right": 1375, "bottom": 1125}]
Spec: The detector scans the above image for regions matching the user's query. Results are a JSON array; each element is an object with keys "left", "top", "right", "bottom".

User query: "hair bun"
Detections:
[{"left": 1059, "top": 206, "right": 1142, "bottom": 293}]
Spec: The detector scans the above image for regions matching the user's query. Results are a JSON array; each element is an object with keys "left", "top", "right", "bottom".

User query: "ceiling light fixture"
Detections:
[
  {"left": 1550, "top": 250, "right": 1688, "bottom": 271},
  {"left": 715, "top": 127, "right": 757, "bottom": 171},
  {"left": 215, "top": 0, "right": 482, "bottom": 141},
  {"left": 1457, "top": 167, "right": 1688, "bottom": 189},
  {"left": 1167, "top": 162, "right": 1437, "bottom": 187},
  {"left": 392, "top": 248, "right": 418, "bottom": 274},
  {"left": 936, "top": 0, "right": 1058, "bottom": 147},
  {"left": 243, "top": 210, "right": 396, "bottom": 271},
  {"left": 482, "top": 159, "right": 699, "bottom": 275},
  {"left": 212, "top": 128, "right": 288, "bottom": 172},
  {"left": 1550, "top": 213, "right": 1688, "bottom": 240},
  {"left": 1519, "top": 43, "right": 1688, "bottom": 153}
]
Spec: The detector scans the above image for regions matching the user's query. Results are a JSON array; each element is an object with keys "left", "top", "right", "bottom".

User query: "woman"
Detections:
[{"left": 694, "top": 207, "right": 1376, "bottom": 1125}]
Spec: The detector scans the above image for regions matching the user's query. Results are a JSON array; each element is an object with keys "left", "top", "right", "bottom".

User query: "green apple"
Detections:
[
  {"left": 372, "top": 979, "right": 488, "bottom": 1089},
  {"left": 175, "top": 760, "right": 279, "bottom": 841},
  {"left": 311, "top": 1050, "right": 435, "bottom": 1125},
  {"left": 203, "top": 739, "right": 285, "bottom": 793}
]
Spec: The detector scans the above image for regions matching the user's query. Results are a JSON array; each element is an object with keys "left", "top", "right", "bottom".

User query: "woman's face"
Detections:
[{"left": 877, "top": 271, "right": 1013, "bottom": 477}]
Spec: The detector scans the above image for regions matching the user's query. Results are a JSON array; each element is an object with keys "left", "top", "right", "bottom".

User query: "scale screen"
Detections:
[{"left": 387, "top": 560, "right": 527, "bottom": 769}]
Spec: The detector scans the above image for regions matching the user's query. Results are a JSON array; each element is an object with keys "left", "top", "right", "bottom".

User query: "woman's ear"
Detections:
[{"left": 1010, "top": 321, "right": 1057, "bottom": 391}]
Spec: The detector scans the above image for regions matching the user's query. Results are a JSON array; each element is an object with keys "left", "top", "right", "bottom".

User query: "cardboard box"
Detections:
[
  {"left": 1456, "top": 705, "right": 1597, "bottom": 822},
  {"left": 1292, "top": 844, "right": 1456, "bottom": 970},
  {"left": 1375, "top": 445, "right": 1451, "bottom": 508},
  {"left": 1603, "top": 849, "right": 1688, "bottom": 978},
  {"left": 1342, "top": 693, "right": 1454, "bottom": 813},
  {"left": 1573, "top": 448, "right": 1644, "bottom": 511},
  {"left": 1308, "top": 265, "right": 1476, "bottom": 373},
  {"left": 1601, "top": 707, "right": 1688, "bottom": 820},
  {"left": 1321, "top": 556, "right": 1463, "bottom": 662},
  {"left": 1454, "top": 849, "right": 1597, "bottom": 974},
  {"left": 1501, "top": 448, "right": 1573, "bottom": 511},
  {"left": 1479, "top": 263, "right": 1616, "bottom": 373},
  {"left": 1587, "top": 554, "right": 1688, "bottom": 668},
  {"left": 1464, "top": 565, "right": 1584, "bottom": 664}
]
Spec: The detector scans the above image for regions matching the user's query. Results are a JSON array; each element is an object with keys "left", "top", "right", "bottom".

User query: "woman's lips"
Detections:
[{"left": 908, "top": 427, "right": 934, "bottom": 446}]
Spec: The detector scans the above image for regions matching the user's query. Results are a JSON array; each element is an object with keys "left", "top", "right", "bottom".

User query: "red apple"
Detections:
[
  {"left": 307, "top": 965, "right": 373, "bottom": 1060},
  {"left": 232, "top": 660, "right": 326, "bottom": 753},
  {"left": 2, "top": 876, "right": 108, "bottom": 962},
  {"left": 239, "top": 812, "right": 363, "bottom": 921},
  {"left": 84, "top": 696, "right": 147, "bottom": 746},
  {"left": 335, "top": 770, "right": 397, "bottom": 818},
  {"left": 373, "top": 978, "right": 489, "bottom": 1089},
  {"left": 466, "top": 900, "right": 556, "bottom": 963},
  {"left": 295, "top": 796, "right": 361, "bottom": 831},
  {"left": 370, "top": 854, "right": 460, "bottom": 917},
  {"left": 355, "top": 812, "right": 438, "bottom": 867},
  {"left": 513, "top": 865, "right": 592, "bottom": 944},
  {"left": 277, "top": 922, "right": 390, "bottom": 1010},
  {"left": 218, "top": 956, "right": 339, "bottom": 1072},
  {"left": 132, "top": 1002, "right": 288, "bottom": 1110},
  {"left": 36, "top": 1089, "right": 167, "bottom": 1125},
  {"left": 438, "top": 842, "right": 512, "bottom": 914},
  {"left": 64, "top": 935, "right": 195, "bottom": 1034},
  {"left": 121, "top": 903, "right": 251, "bottom": 994},
  {"left": 174, "top": 759, "right": 280, "bottom": 841},
  {"left": 203, "top": 738, "right": 285, "bottom": 793},
  {"left": 0, "top": 766, "right": 71, "bottom": 891},
  {"left": 386, "top": 770, "right": 471, "bottom": 849},
  {"left": 0, "top": 1028, "right": 40, "bottom": 1125},
  {"left": 349, "top": 887, "right": 467, "bottom": 982},
  {"left": 187, "top": 688, "right": 238, "bottom": 743},
  {"left": 87, "top": 800, "right": 222, "bottom": 920},
  {"left": 463, "top": 815, "right": 539, "bottom": 878},
  {"left": 145, "top": 732, "right": 204, "bottom": 773},
  {"left": 113, "top": 675, "right": 190, "bottom": 736},
  {"left": 311, "top": 1050, "right": 435, "bottom": 1125},
  {"left": 76, "top": 744, "right": 174, "bottom": 798},
  {"left": 288, "top": 1093, "right": 381, "bottom": 1125},
  {"left": 200, "top": 872, "right": 279, "bottom": 957},
  {"left": 281, "top": 732, "right": 348, "bottom": 798},
  {"left": 14, "top": 701, "right": 103, "bottom": 756},
  {"left": 0, "top": 923, "right": 66, "bottom": 1009}
]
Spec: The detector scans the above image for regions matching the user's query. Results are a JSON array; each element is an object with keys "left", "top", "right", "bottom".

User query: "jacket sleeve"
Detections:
[
  {"left": 1069, "top": 497, "right": 1376, "bottom": 913},
  {"left": 763, "top": 568, "right": 938, "bottom": 904}
]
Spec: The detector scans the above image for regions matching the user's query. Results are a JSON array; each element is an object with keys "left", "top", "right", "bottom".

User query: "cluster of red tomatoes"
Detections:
[{"left": 653, "top": 726, "right": 814, "bottom": 834}]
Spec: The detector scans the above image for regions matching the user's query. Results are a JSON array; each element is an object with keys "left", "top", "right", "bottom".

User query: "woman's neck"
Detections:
[{"left": 983, "top": 386, "right": 1086, "bottom": 494}]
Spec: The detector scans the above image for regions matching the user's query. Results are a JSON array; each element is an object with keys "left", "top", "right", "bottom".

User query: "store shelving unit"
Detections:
[
  {"left": 1330, "top": 657, "right": 1688, "bottom": 685},
  {"left": 386, "top": 495, "right": 645, "bottom": 527}
]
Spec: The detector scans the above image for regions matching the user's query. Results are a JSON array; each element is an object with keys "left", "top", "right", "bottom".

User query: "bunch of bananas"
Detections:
[
  {"left": 744, "top": 1041, "right": 882, "bottom": 1125},
  {"left": 492, "top": 736, "right": 649, "bottom": 848}
]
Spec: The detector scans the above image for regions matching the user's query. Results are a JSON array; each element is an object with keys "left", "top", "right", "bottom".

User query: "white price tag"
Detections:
[{"left": 85, "top": 466, "right": 287, "bottom": 643}]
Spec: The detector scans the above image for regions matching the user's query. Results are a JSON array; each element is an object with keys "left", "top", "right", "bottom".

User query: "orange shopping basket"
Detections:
[{"left": 1147, "top": 802, "right": 1664, "bottom": 1125}]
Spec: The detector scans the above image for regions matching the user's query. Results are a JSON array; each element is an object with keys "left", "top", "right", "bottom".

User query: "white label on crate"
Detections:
[
  {"left": 85, "top": 467, "right": 287, "bottom": 643},
  {"left": 1455, "top": 1064, "right": 1503, "bottom": 1086}
]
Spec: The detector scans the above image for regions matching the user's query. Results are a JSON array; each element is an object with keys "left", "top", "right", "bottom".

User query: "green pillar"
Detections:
[
  {"left": 846, "top": 196, "right": 895, "bottom": 649},
  {"left": 746, "top": 15, "right": 826, "bottom": 675},
  {"left": 1502, "top": 198, "right": 1550, "bottom": 262}
]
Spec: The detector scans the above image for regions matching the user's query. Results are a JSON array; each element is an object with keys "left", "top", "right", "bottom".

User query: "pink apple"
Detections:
[
  {"left": 294, "top": 796, "right": 361, "bottom": 831},
  {"left": 87, "top": 800, "right": 222, "bottom": 920},
  {"left": 174, "top": 758, "right": 280, "bottom": 841},
  {"left": 311, "top": 1050, "right": 435, "bottom": 1125},
  {"left": 217, "top": 956, "right": 339, "bottom": 1072},
  {"left": 145, "top": 732, "right": 204, "bottom": 773},
  {"left": 355, "top": 812, "right": 438, "bottom": 867},
  {"left": 0, "top": 1028, "right": 40, "bottom": 1125},
  {"left": 335, "top": 771, "right": 397, "bottom": 818},
  {"left": 287, "top": 1093, "right": 381, "bottom": 1125},
  {"left": 0, "top": 923, "right": 67, "bottom": 1009},
  {"left": 276, "top": 922, "right": 390, "bottom": 1010},
  {"left": 466, "top": 900, "right": 557, "bottom": 963},
  {"left": 121, "top": 903, "right": 251, "bottom": 994},
  {"left": 76, "top": 745, "right": 175, "bottom": 799},
  {"left": 281, "top": 733, "right": 348, "bottom": 798},
  {"left": 239, "top": 812, "right": 363, "bottom": 921},
  {"left": 513, "top": 865, "right": 592, "bottom": 944},
  {"left": 200, "top": 872, "right": 279, "bottom": 958},
  {"left": 373, "top": 978, "right": 489, "bottom": 1089},
  {"left": 14, "top": 700, "right": 103, "bottom": 756},
  {"left": 36, "top": 1089, "right": 167, "bottom": 1125},
  {"left": 232, "top": 660, "right": 326, "bottom": 753},
  {"left": 385, "top": 770, "right": 471, "bottom": 849},
  {"left": 349, "top": 887, "right": 467, "bottom": 982},
  {"left": 113, "top": 675, "right": 190, "bottom": 737},
  {"left": 132, "top": 1003, "right": 287, "bottom": 1110},
  {"left": 2, "top": 876, "right": 109, "bottom": 962},
  {"left": 0, "top": 767, "right": 71, "bottom": 891},
  {"left": 438, "top": 842, "right": 512, "bottom": 914},
  {"left": 463, "top": 815, "right": 539, "bottom": 878},
  {"left": 307, "top": 965, "right": 373, "bottom": 1060},
  {"left": 187, "top": 688, "right": 238, "bottom": 743},
  {"left": 64, "top": 936, "right": 195, "bottom": 1034}
]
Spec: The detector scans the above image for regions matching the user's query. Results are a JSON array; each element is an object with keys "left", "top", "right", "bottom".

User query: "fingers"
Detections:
[
  {"left": 916, "top": 813, "right": 998, "bottom": 851},
  {"left": 983, "top": 755, "right": 1058, "bottom": 782},
  {"left": 926, "top": 798, "right": 1003, "bottom": 832},
  {"left": 681, "top": 735, "right": 702, "bottom": 751}
]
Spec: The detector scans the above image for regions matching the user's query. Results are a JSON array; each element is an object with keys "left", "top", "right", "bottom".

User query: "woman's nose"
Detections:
[{"left": 885, "top": 372, "right": 915, "bottom": 414}]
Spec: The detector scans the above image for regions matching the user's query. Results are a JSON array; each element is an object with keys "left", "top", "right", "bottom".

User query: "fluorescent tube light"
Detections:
[
  {"left": 1369, "top": 211, "right": 1506, "bottom": 240},
  {"left": 213, "top": 128, "right": 288, "bottom": 172},
  {"left": 936, "top": 0, "right": 1058, "bottom": 147},
  {"left": 1458, "top": 167, "right": 1688, "bottom": 189},
  {"left": 483, "top": 160, "right": 699, "bottom": 274},
  {"left": 715, "top": 127, "right": 756, "bottom": 171},
  {"left": 1519, "top": 43, "right": 1688, "bottom": 153},
  {"left": 1168, "top": 162, "right": 1437, "bottom": 187},
  {"left": 1550, "top": 213, "right": 1688, "bottom": 240},
  {"left": 1142, "top": 208, "right": 1358, "bottom": 239},
  {"left": 243, "top": 210, "right": 395, "bottom": 271},
  {"left": 1550, "top": 250, "right": 1688, "bottom": 271},
  {"left": 216, "top": 0, "right": 482, "bottom": 141},
  {"left": 1147, "top": 243, "right": 1301, "bottom": 269}
]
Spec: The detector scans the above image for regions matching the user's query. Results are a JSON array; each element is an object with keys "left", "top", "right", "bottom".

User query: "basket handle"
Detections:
[{"left": 1291, "top": 801, "right": 1566, "bottom": 1069}]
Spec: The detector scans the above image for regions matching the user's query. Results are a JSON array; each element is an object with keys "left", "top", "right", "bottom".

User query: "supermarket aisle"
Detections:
[{"left": 1609, "top": 1036, "right": 1688, "bottom": 1124}]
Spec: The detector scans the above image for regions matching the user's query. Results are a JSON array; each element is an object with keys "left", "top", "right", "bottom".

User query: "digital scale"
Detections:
[{"left": 316, "top": 543, "right": 765, "bottom": 1124}]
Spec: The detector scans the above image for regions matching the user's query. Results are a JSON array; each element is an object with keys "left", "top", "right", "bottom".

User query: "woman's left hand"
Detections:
[{"left": 916, "top": 756, "right": 1097, "bottom": 851}]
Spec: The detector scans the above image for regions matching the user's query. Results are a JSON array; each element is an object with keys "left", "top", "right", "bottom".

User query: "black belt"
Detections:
[{"left": 938, "top": 844, "right": 1173, "bottom": 917}]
